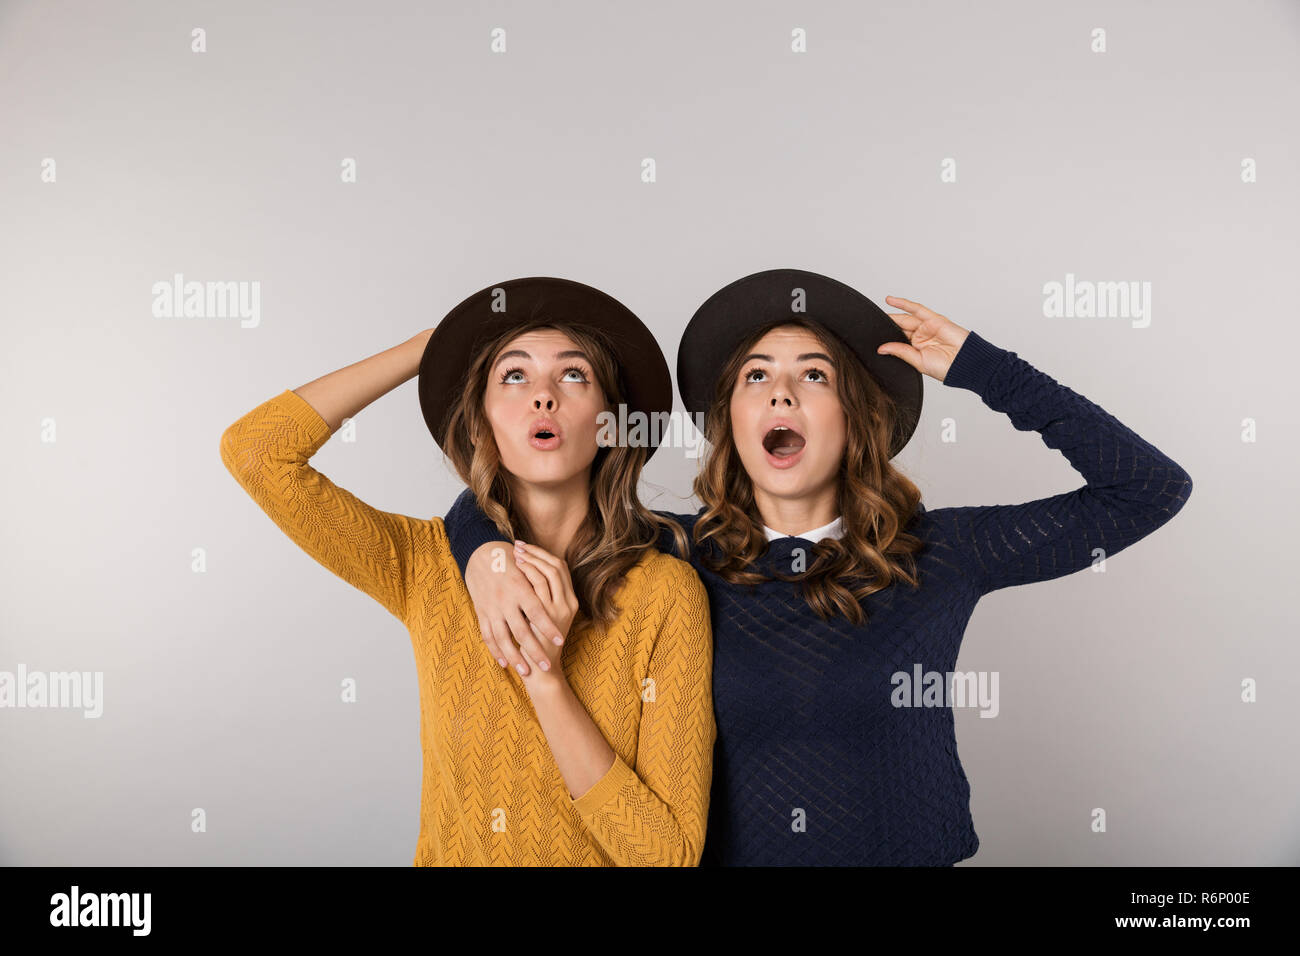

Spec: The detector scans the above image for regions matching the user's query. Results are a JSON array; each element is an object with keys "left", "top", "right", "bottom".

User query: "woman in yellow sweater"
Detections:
[{"left": 218, "top": 277, "right": 715, "bottom": 866}]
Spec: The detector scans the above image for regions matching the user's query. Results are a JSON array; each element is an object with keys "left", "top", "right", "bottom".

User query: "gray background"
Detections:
[{"left": 2, "top": 0, "right": 1297, "bottom": 865}]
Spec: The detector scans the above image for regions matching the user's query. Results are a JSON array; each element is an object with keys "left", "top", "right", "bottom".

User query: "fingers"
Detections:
[
  {"left": 885, "top": 318, "right": 916, "bottom": 342},
  {"left": 503, "top": 606, "right": 550, "bottom": 672},
  {"left": 883, "top": 305, "right": 922, "bottom": 333},
  {"left": 512, "top": 541, "right": 576, "bottom": 643},
  {"left": 503, "top": 543, "right": 563, "bottom": 643},
  {"left": 477, "top": 611, "right": 508, "bottom": 668},
  {"left": 514, "top": 551, "right": 554, "bottom": 605},
  {"left": 877, "top": 340, "right": 924, "bottom": 371},
  {"left": 520, "top": 594, "right": 565, "bottom": 647},
  {"left": 517, "top": 550, "right": 577, "bottom": 624},
  {"left": 488, "top": 614, "right": 531, "bottom": 676},
  {"left": 515, "top": 540, "right": 574, "bottom": 591},
  {"left": 511, "top": 560, "right": 560, "bottom": 668},
  {"left": 468, "top": 542, "right": 561, "bottom": 677},
  {"left": 885, "top": 295, "right": 943, "bottom": 322},
  {"left": 465, "top": 546, "right": 506, "bottom": 663},
  {"left": 516, "top": 551, "right": 564, "bottom": 608},
  {"left": 514, "top": 540, "right": 560, "bottom": 568}
]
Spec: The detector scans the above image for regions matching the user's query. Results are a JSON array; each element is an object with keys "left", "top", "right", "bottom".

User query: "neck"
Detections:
[
  {"left": 753, "top": 484, "right": 838, "bottom": 536},
  {"left": 510, "top": 473, "right": 592, "bottom": 559}
]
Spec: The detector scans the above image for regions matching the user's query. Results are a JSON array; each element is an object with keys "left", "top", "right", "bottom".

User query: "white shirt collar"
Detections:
[{"left": 762, "top": 515, "right": 845, "bottom": 543}]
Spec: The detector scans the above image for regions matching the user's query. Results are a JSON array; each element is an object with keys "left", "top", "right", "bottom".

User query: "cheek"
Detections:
[
  {"left": 729, "top": 397, "right": 757, "bottom": 443},
  {"left": 571, "top": 397, "right": 605, "bottom": 437},
  {"left": 823, "top": 416, "right": 848, "bottom": 461},
  {"left": 482, "top": 395, "right": 523, "bottom": 450},
  {"left": 564, "top": 400, "right": 606, "bottom": 460},
  {"left": 482, "top": 392, "right": 506, "bottom": 425},
  {"left": 729, "top": 423, "right": 760, "bottom": 460}
]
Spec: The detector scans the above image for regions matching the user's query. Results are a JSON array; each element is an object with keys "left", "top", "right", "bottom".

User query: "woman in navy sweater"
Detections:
[{"left": 441, "top": 269, "right": 1193, "bottom": 866}]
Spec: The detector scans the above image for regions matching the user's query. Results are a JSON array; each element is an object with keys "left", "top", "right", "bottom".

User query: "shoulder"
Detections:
[
  {"left": 623, "top": 551, "right": 711, "bottom": 658},
  {"left": 899, "top": 499, "right": 967, "bottom": 555},
  {"left": 906, "top": 500, "right": 964, "bottom": 541},
  {"left": 641, "top": 547, "right": 704, "bottom": 585},
  {"left": 424, "top": 516, "right": 450, "bottom": 542},
  {"left": 411, "top": 517, "right": 460, "bottom": 575},
  {"left": 624, "top": 548, "right": 710, "bottom": 613},
  {"left": 631, "top": 548, "right": 712, "bottom": 632},
  {"left": 898, "top": 501, "right": 989, "bottom": 587}
]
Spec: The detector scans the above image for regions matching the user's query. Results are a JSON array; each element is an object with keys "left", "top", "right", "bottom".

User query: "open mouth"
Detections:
[
  {"left": 529, "top": 420, "right": 562, "bottom": 450},
  {"left": 762, "top": 425, "right": 806, "bottom": 458}
]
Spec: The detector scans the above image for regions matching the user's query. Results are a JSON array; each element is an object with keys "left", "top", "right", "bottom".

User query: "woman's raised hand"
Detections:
[{"left": 877, "top": 296, "right": 972, "bottom": 383}]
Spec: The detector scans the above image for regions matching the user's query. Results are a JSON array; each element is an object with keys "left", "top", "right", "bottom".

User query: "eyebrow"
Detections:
[
  {"left": 741, "top": 352, "right": 834, "bottom": 364},
  {"left": 494, "top": 349, "right": 591, "bottom": 365}
]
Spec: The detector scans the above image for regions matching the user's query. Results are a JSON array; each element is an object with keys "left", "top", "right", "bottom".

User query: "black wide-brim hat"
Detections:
[
  {"left": 419, "top": 276, "right": 674, "bottom": 461},
  {"left": 677, "top": 268, "right": 924, "bottom": 460}
]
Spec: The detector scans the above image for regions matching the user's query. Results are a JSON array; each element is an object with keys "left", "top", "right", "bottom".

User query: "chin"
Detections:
[
  {"left": 506, "top": 459, "right": 588, "bottom": 487},
  {"left": 753, "top": 476, "right": 809, "bottom": 498},
  {"left": 745, "top": 454, "right": 834, "bottom": 493}
]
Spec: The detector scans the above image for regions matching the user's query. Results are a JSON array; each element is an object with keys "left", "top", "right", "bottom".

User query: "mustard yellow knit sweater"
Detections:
[{"left": 219, "top": 389, "right": 715, "bottom": 866}]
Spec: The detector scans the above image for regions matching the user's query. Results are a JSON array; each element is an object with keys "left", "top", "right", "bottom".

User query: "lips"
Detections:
[
  {"left": 761, "top": 423, "right": 806, "bottom": 458},
  {"left": 528, "top": 417, "right": 562, "bottom": 450},
  {"left": 529, "top": 418, "right": 560, "bottom": 440}
]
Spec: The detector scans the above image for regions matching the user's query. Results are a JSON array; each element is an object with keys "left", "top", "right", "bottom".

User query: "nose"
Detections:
[{"left": 533, "top": 394, "right": 555, "bottom": 410}]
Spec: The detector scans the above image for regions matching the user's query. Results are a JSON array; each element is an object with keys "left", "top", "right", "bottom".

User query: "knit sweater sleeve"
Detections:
[
  {"left": 569, "top": 558, "right": 715, "bottom": 866},
  {"left": 931, "top": 331, "right": 1193, "bottom": 595},
  {"left": 219, "top": 388, "right": 416, "bottom": 622}
]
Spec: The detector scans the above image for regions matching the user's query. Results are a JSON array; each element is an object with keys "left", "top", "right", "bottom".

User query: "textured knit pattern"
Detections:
[
  {"left": 444, "top": 331, "right": 1193, "bottom": 866},
  {"left": 219, "top": 388, "right": 715, "bottom": 866}
]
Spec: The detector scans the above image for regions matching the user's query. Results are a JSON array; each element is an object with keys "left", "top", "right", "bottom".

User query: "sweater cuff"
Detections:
[
  {"left": 941, "top": 331, "right": 1009, "bottom": 395},
  {"left": 571, "top": 753, "right": 637, "bottom": 819},
  {"left": 273, "top": 388, "right": 333, "bottom": 446}
]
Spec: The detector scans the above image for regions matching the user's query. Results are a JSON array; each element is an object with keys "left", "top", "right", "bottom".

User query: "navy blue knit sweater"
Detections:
[{"left": 443, "top": 331, "right": 1193, "bottom": 866}]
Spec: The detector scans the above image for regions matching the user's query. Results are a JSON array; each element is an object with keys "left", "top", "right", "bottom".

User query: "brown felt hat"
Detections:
[
  {"left": 677, "top": 268, "right": 924, "bottom": 460},
  {"left": 418, "top": 276, "right": 674, "bottom": 460}
]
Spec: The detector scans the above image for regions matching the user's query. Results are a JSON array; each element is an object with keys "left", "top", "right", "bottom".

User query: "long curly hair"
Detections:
[
  {"left": 691, "top": 317, "right": 926, "bottom": 625},
  {"left": 441, "top": 318, "right": 688, "bottom": 633}
]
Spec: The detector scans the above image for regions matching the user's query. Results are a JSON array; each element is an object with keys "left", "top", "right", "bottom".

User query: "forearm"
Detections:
[
  {"left": 938, "top": 331, "right": 1193, "bottom": 593},
  {"left": 218, "top": 388, "right": 415, "bottom": 621},
  {"left": 293, "top": 328, "right": 434, "bottom": 433},
  {"left": 946, "top": 331, "right": 1191, "bottom": 486},
  {"left": 522, "top": 673, "right": 617, "bottom": 800},
  {"left": 518, "top": 570, "right": 715, "bottom": 867}
]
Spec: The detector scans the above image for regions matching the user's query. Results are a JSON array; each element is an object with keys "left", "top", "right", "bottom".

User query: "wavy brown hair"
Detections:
[
  {"left": 441, "top": 318, "right": 688, "bottom": 634},
  {"left": 691, "top": 317, "right": 926, "bottom": 625}
]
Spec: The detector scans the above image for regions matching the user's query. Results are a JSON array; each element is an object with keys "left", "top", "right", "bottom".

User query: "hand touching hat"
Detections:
[{"left": 875, "top": 296, "right": 972, "bottom": 384}]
